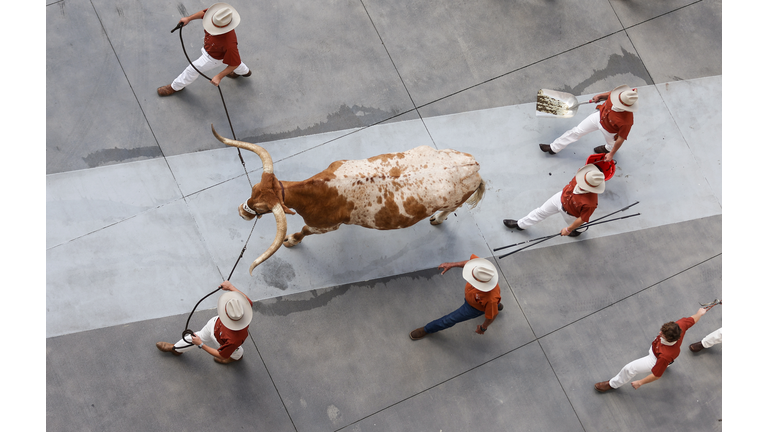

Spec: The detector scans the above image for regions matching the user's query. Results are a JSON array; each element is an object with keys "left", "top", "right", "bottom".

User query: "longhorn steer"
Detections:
[{"left": 212, "top": 125, "right": 486, "bottom": 275}]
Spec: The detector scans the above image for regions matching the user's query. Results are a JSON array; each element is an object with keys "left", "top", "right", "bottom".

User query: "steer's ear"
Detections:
[{"left": 281, "top": 203, "right": 296, "bottom": 215}]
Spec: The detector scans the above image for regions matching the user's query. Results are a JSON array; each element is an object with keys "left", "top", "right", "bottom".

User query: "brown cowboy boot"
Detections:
[
  {"left": 539, "top": 144, "right": 556, "bottom": 155},
  {"left": 409, "top": 327, "right": 428, "bottom": 340},
  {"left": 226, "top": 70, "right": 252, "bottom": 79},
  {"left": 594, "top": 381, "right": 614, "bottom": 392},
  {"left": 156, "top": 342, "right": 182, "bottom": 356},
  {"left": 689, "top": 341, "right": 705, "bottom": 352},
  {"left": 593, "top": 145, "right": 609, "bottom": 154},
  {"left": 157, "top": 85, "right": 183, "bottom": 96}
]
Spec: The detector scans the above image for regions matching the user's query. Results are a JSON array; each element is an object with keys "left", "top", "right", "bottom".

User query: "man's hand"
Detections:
[
  {"left": 631, "top": 381, "right": 642, "bottom": 389},
  {"left": 475, "top": 325, "right": 486, "bottom": 335},
  {"left": 211, "top": 76, "right": 222, "bottom": 87},
  {"left": 220, "top": 280, "right": 235, "bottom": 291},
  {"left": 691, "top": 307, "right": 707, "bottom": 324},
  {"left": 179, "top": 17, "right": 191, "bottom": 26},
  {"left": 191, "top": 333, "right": 202, "bottom": 346},
  {"left": 438, "top": 260, "right": 468, "bottom": 275}
]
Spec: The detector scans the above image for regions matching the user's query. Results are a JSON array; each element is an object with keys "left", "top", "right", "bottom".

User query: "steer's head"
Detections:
[
  {"left": 238, "top": 171, "right": 294, "bottom": 221},
  {"left": 212, "top": 125, "right": 296, "bottom": 275}
]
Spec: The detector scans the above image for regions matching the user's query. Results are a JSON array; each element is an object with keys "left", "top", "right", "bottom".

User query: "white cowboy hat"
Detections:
[
  {"left": 203, "top": 3, "right": 241, "bottom": 35},
  {"left": 609, "top": 85, "right": 638, "bottom": 112},
  {"left": 217, "top": 291, "right": 253, "bottom": 330},
  {"left": 462, "top": 257, "right": 499, "bottom": 292},
  {"left": 575, "top": 164, "right": 606, "bottom": 194}
]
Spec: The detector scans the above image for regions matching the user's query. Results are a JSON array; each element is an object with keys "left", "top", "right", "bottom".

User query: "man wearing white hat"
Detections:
[
  {"left": 158, "top": 3, "right": 251, "bottom": 96},
  {"left": 156, "top": 281, "right": 253, "bottom": 364},
  {"left": 539, "top": 85, "right": 638, "bottom": 162},
  {"left": 502, "top": 163, "right": 605, "bottom": 237},
  {"left": 410, "top": 254, "right": 502, "bottom": 340}
]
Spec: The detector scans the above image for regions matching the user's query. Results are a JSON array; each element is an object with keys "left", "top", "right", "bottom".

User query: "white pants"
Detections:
[
  {"left": 171, "top": 47, "right": 250, "bottom": 91},
  {"left": 549, "top": 111, "right": 616, "bottom": 153},
  {"left": 702, "top": 327, "right": 723, "bottom": 348},
  {"left": 609, "top": 346, "right": 657, "bottom": 389},
  {"left": 173, "top": 316, "right": 244, "bottom": 359},
  {"left": 517, "top": 191, "right": 579, "bottom": 230}
]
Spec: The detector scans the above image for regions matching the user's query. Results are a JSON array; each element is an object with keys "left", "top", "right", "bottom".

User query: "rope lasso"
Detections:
[
  {"left": 171, "top": 22, "right": 252, "bottom": 188},
  {"left": 178, "top": 218, "right": 259, "bottom": 348}
]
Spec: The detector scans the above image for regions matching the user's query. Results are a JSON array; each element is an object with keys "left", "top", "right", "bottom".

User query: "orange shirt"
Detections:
[
  {"left": 463, "top": 254, "right": 501, "bottom": 320},
  {"left": 203, "top": 30, "right": 242, "bottom": 67},
  {"left": 597, "top": 98, "right": 633, "bottom": 139},
  {"left": 650, "top": 317, "right": 695, "bottom": 377},
  {"left": 560, "top": 177, "right": 598, "bottom": 222}
]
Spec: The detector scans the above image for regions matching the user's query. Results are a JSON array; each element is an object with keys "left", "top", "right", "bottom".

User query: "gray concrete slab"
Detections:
[
  {"left": 657, "top": 76, "right": 722, "bottom": 204},
  {"left": 47, "top": 0, "right": 161, "bottom": 174},
  {"left": 363, "top": 0, "right": 623, "bottom": 108},
  {"left": 339, "top": 342, "right": 584, "bottom": 432},
  {"left": 418, "top": 30, "right": 653, "bottom": 118},
  {"left": 46, "top": 199, "right": 224, "bottom": 337},
  {"left": 540, "top": 255, "right": 722, "bottom": 432},
  {"left": 496, "top": 215, "right": 721, "bottom": 337},
  {"left": 46, "top": 158, "right": 182, "bottom": 248},
  {"left": 609, "top": 0, "right": 704, "bottom": 28},
  {"left": 248, "top": 264, "right": 534, "bottom": 432},
  {"left": 46, "top": 311, "right": 295, "bottom": 432},
  {"left": 626, "top": 0, "right": 722, "bottom": 83}
]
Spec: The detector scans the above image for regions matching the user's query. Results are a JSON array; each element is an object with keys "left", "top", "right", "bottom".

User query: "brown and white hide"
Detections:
[{"left": 212, "top": 126, "right": 485, "bottom": 275}]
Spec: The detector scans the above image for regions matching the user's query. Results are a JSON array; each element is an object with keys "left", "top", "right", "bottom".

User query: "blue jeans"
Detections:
[{"left": 425, "top": 300, "right": 484, "bottom": 333}]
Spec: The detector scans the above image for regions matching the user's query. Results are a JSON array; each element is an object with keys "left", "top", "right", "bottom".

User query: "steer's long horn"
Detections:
[
  {"left": 211, "top": 124, "right": 274, "bottom": 174},
  {"left": 248, "top": 202, "right": 288, "bottom": 275}
]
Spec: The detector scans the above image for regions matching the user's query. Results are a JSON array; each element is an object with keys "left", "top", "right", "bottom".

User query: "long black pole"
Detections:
[
  {"left": 494, "top": 201, "right": 640, "bottom": 252},
  {"left": 495, "top": 213, "right": 640, "bottom": 259}
]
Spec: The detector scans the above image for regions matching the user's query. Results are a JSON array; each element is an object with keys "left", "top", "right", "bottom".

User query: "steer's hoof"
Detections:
[
  {"left": 429, "top": 216, "right": 442, "bottom": 225},
  {"left": 283, "top": 237, "right": 299, "bottom": 248}
]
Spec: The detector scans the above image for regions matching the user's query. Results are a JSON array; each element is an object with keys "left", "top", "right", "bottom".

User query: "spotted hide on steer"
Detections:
[{"left": 212, "top": 125, "right": 486, "bottom": 275}]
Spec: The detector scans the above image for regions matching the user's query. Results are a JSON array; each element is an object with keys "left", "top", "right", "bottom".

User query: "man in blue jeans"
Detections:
[{"left": 410, "top": 254, "right": 502, "bottom": 340}]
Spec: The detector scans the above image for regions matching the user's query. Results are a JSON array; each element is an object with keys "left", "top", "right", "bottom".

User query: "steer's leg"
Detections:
[
  {"left": 284, "top": 225, "right": 341, "bottom": 247},
  {"left": 430, "top": 207, "right": 462, "bottom": 225}
]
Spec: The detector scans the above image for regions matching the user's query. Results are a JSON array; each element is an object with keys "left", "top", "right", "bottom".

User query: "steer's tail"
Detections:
[{"left": 465, "top": 179, "right": 486, "bottom": 209}]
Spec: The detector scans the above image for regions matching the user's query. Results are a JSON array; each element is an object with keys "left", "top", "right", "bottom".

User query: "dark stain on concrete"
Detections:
[
  {"left": 82, "top": 146, "right": 163, "bottom": 168},
  {"left": 239, "top": 104, "right": 401, "bottom": 144},
  {"left": 177, "top": 3, "right": 188, "bottom": 18},
  {"left": 253, "top": 266, "right": 442, "bottom": 317},
  {"left": 559, "top": 48, "right": 653, "bottom": 96},
  {"left": 260, "top": 257, "right": 296, "bottom": 291},
  {"left": 254, "top": 286, "right": 352, "bottom": 317}
]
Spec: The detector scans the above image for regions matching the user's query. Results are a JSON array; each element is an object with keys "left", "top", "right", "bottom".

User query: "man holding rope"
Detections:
[
  {"left": 502, "top": 163, "right": 604, "bottom": 237},
  {"left": 595, "top": 307, "right": 708, "bottom": 392},
  {"left": 156, "top": 281, "right": 253, "bottom": 364},
  {"left": 158, "top": 3, "right": 251, "bottom": 96}
]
